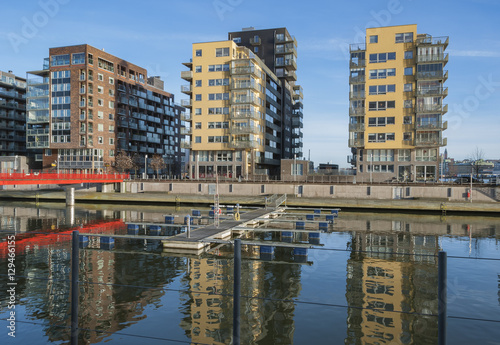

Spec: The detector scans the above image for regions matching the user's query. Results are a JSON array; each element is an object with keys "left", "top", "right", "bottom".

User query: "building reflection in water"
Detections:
[
  {"left": 346, "top": 227, "right": 439, "bottom": 344},
  {"left": 179, "top": 244, "right": 302, "bottom": 344}
]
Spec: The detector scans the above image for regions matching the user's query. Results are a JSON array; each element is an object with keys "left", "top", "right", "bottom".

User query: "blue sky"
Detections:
[{"left": 1, "top": 0, "right": 499, "bottom": 167}]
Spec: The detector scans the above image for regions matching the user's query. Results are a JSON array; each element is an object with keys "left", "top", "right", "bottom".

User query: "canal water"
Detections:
[{"left": 0, "top": 201, "right": 499, "bottom": 345}]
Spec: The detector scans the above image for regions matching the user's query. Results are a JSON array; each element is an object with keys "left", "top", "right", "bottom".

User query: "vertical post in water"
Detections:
[
  {"left": 233, "top": 239, "right": 241, "bottom": 345},
  {"left": 187, "top": 215, "right": 191, "bottom": 238},
  {"left": 71, "top": 231, "right": 80, "bottom": 345},
  {"left": 438, "top": 251, "right": 447, "bottom": 345}
]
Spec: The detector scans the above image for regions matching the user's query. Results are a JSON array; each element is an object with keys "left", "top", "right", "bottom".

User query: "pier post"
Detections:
[
  {"left": 438, "top": 251, "right": 447, "bottom": 345},
  {"left": 66, "top": 187, "right": 75, "bottom": 206},
  {"left": 187, "top": 215, "right": 191, "bottom": 238},
  {"left": 71, "top": 231, "right": 80, "bottom": 345},
  {"left": 233, "top": 239, "right": 241, "bottom": 345}
]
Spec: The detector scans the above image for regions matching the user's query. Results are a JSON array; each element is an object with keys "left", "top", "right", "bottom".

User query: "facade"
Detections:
[
  {"left": 0, "top": 70, "right": 26, "bottom": 157},
  {"left": 26, "top": 45, "right": 183, "bottom": 174},
  {"left": 181, "top": 28, "right": 303, "bottom": 180},
  {"left": 228, "top": 27, "right": 304, "bottom": 161},
  {"left": 349, "top": 24, "right": 448, "bottom": 182}
]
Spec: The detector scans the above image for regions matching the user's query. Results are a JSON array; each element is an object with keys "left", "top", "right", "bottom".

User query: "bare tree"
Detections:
[
  {"left": 114, "top": 152, "right": 134, "bottom": 173},
  {"left": 150, "top": 154, "right": 166, "bottom": 178},
  {"left": 132, "top": 153, "right": 142, "bottom": 177},
  {"left": 469, "top": 146, "right": 485, "bottom": 179}
]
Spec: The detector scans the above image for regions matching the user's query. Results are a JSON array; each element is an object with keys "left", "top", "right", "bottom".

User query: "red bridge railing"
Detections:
[{"left": 0, "top": 172, "right": 130, "bottom": 186}]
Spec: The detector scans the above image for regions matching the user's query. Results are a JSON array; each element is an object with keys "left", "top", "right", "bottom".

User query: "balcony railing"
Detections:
[
  {"left": 180, "top": 127, "right": 192, "bottom": 135},
  {"left": 349, "top": 123, "right": 365, "bottom": 131},
  {"left": 230, "top": 126, "right": 260, "bottom": 135},
  {"left": 349, "top": 43, "right": 366, "bottom": 52},
  {"left": 231, "top": 66, "right": 256, "bottom": 75},
  {"left": 415, "top": 36, "right": 449, "bottom": 48},
  {"left": 416, "top": 104, "right": 448, "bottom": 113},
  {"left": 415, "top": 137, "right": 447, "bottom": 147},
  {"left": 230, "top": 110, "right": 260, "bottom": 120},
  {"left": 181, "top": 71, "right": 193, "bottom": 80},
  {"left": 181, "top": 85, "right": 191, "bottom": 94},
  {"left": 416, "top": 70, "right": 448, "bottom": 81},
  {"left": 229, "top": 140, "right": 258, "bottom": 149},
  {"left": 276, "top": 70, "right": 296, "bottom": 81},
  {"left": 416, "top": 87, "right": 448, "bottom": 97},
  {"left": 349, "top": 75, "right": 365, "bottom": 84},
  {"left": 180, "top": 99, "right": 192, "bottom": 107},
  {"left": 348, "top": 138, "right": 364, "bottom": 148},
  {"left": 417, "top": 54, "right": 449, "bottom": 64},
  {"left": 180, "top": 112, "right": 191, "bottom": 122},
  {"left": 350, "top": 59, "right": 366, "bottom": 68},
  {"left": 349, "top": 107, "right": 365, "bottom": 116},
  {"left": 416, "top": 121, "right": 448, "bottom": 131},
  {"left": 349, "top": 91, "right": 365, "bottom": 99}
]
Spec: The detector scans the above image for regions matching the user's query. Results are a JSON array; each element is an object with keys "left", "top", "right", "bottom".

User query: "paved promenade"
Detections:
[{"left": 0, "top": 189, "right": 499, "bottom": 214}]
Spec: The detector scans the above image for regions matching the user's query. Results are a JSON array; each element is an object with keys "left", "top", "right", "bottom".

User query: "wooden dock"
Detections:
[{"left": 161, "top": 208, "right": 279, "bottom": 251}]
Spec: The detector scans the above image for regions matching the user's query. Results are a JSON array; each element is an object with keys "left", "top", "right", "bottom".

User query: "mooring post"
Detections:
[
  {"left": 438, "top": 251, "right": 447, "bottom": 345},
  {"left": 187, "top": 215, "right": 191, "bottom": 238},
  {"left": 71, "top": 231, "right": 80, "bottom": 345},
  {"left": 233, "top": 238, "right": 241, "bottom": 345}
]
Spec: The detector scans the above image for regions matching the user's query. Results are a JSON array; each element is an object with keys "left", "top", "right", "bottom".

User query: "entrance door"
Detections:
[{"left": 393, "top": 187, "right": 404, "bottom": 199}]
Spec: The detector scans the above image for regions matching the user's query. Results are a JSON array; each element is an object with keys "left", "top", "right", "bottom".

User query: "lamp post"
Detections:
[
  {"left": 14, "top": 155, "right": 18, "bottom": 173},
  {"left": 370, "top": 152, "right": 373, "bottom": 184},
  {"left": 144, "top": 154, "right": 148, "bottom": 179},
  {"left": 57, "top": 155, "right": 61, "bottom": 175},
  {"left": 293, "top": 154, "right": 296, "bottom": 182}
]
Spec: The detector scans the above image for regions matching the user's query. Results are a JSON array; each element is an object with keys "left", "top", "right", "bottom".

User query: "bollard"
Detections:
[
  {"left": 438, "top": 251, "right": 447, "bottom": 345},
  {"left": 184, "top": 215, "right": 193, "bottom": 225},
  {"left": 186, "top": 215, "right": 191, "bottom": 238},
  {"left": 71, "top": 231, "right": 79, "bottom": 345},
  {"left": 233, "top": 239, "right": 241, "bottom": 345}
]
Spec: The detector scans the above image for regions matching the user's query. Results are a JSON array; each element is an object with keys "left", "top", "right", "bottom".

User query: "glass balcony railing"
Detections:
[{"left": 348, "top": 138, "right": 364, "bottom": 148}]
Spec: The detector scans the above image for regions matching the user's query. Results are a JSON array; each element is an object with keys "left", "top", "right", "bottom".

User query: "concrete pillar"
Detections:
[
  {"left": 66, "top": 206, "right": 75, "bottom": 226},
  {"left": 66, "top": 187, "right": 75, "bottom": 206}
]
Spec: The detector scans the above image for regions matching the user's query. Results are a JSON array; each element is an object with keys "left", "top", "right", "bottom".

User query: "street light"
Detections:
[
  {"left": 144, "top": 154, "right": 148, "bottom": 179},
  {"left": 57, "top": 155, "right": 61, "bottom": 175},
  {"left": 14, "top": 155, "right": 18, "bottom": 173},
  {"left": 370, "top": 153, "right": 373, "bottom": 184}
]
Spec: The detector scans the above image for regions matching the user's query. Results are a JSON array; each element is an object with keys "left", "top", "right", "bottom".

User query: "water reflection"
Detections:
[{"left": 0, "top": 203, "right": 499, "bottom": 344}]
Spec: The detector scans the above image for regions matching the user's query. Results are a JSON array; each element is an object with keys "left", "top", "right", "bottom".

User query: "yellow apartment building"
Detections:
[{"left": 349, "top": 25, "right": 448, "bottom": 182}]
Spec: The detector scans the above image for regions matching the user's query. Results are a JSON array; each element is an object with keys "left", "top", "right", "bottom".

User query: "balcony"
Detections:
[
  {"left": 180, "top": 112, "right": 191, "bottom": 122},
  {"left": 415, "top": 36, "right": 449, "bottom": 49},
  {"left": 229, "top": 140, "right": 258, "bottom": 149},
  {"left": 231, "top": 66, "right": 256, "bottom": 75},
  {"left": 180, "top": 99, "right": 192, "bottom": 108},
  {"left": 232, "top": 96, "right": 259, "bottom": 106},
  {"left": 292, "top": 131, "right": 303, "bottom": 138},
  {"left": 350, "top": 59, "right": 366, "bottom": 68},
  {"left": 417, "top": 53, "right": 449, "bottom": 65},
  {"left": 182, "top": 59, "right": 193, "bottom": 68},
  {"left": 276, "top": 59, "right": 297, "bottom": 71},
  {"left": 180, "top": 127, "right": 192, "bottom": 135},
  {"left": 230, "top": 126, "right": 260, "bottom": 135},
  {"left": 181, "top": 141, "right": 191, "bottom": 149},
  {"left": 230, "top": 110, "right": 260, "bottom": 120},
  {"left": 349, "top": 107, "right": 365, "bottom": 116},
  {"left": 249, "top": 36, "right": 261, "bottom": 45},
  {"left": 349, "top": 91, "right": 365, "bottom": 100},
  {"left": 181, "top": 71, "right": 193, "bottom": 81},
  {"left": 416, "top": 120, "right": 448, "bottom": 131},
  {"left": 231, "top": 82, "right": 259, "bottom": 91},
  {"left": 348, "top": 138, "right": 364, "bottom": 148},
  {"left": 276, "top": 69, "right": 296, "bottom": 81},
  {"left": 416, "top": 104, "right": 448, "bottom": 114},
  {"left": 349, "top": 123, "right": 365, "bottom": 132},
  {"left": 416, "top": 70, "right": 448, "bottom": 81},
  {"left": 416, "top": 87, "right": 448, "bottom": 97},
  {"left": 349, "top": 75, "right": 365, "bottom": 84},
  {"left": 415, "top": 137, "right": 447, "bottom": 147},
  {"left": 349, "top": 43, "right": 366, "bottom": 52}
]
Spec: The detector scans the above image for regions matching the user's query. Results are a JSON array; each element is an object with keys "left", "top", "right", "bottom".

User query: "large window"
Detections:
[
  {"left": 208, "top": 93, "right": 229, "bottom": 100},
  {"left": 368, "top": 133, "right": 395, "bottom": 143},
  {"left": 396, "top": 32, "right": 413, "bottom": 43},
  {"left": 215, "top": 47, "right": 230, "bottom": 57},
  {"left": 208, "top": 136, "right": 229, "bottom": 143},
  {"left": 369, "top": 35, "right": 378, "bottom": 43},
  {"left": 368, "top": 101, "right": 395, "bottom": 111},
  {"left": 369, "top": 84, "right": 395, "bottom": 95},
  {"left": 72, "top": 53, "right": 85, "bottom": 65},
  {"left": 398, "top": 149, "right": 411, "bottom": 162},
  {"left": 367, "top": 149, "right": 394, "bottom": 162},
  {"left": 369, "top": 52, "right": 396, "bottom": 63},
  {"left": 51, "top": 54, "right": 70, "bottom": 66},
  {"left": 98, "top": 58, "right": 114, "bottom": 72},
  {"left": 208, "top": 64, "right": 230, "bottom": 72},
  {"left": 369, "top": 68, "right": 396, "bottom": 79},
  {"left": 416, "top": 148, "right": 438, "bottom": 162},
  {"left": 368, "top": 117, "right": 395, "bottom": 127}
]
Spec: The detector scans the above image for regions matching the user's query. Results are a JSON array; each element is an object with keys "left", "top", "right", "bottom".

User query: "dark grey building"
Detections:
[{"left": 0, "top": 70, "right": 26, "bottom": 157}]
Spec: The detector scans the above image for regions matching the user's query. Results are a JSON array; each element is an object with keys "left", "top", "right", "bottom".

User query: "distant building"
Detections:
[
  {"left": 317, "top": 163, "right": 339, "bottom": 174},
  {"left": 0, "top": 70, "right": 26, "bottom": 157},
  {"left": 349, "top": 24, "right": 449, "bottom": 182},
  {"left": 26, "top": 45, "right": 184, "bottom": 174}
]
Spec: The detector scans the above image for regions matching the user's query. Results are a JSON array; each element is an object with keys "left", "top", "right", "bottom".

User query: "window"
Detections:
[
  {"left": 369, "top": 35, "right": 378, "bottom": 43},
  {"left": 195, "top": 49, "right": 202, "bottom": 57},
  {"left": 416, "top": 148, "right": 438, "bottom": 162},
  {"left": 403, "top": 132, "right": 412, "bottom": 141},
  {"left": 195, "top": 80, "right": 202, "bottom": 87},
  {"left": 215, "top": 48, "right": 230, "bottom": 57},
  {"left": 404, "top": 100, "right": 413, "bottom": 108},
  {"left": 195, "top": 66, "right": 202, "bottom": 73},
  {"left": 109, "top": 89, "right": 114, "bottom": 96},
  {"left": 208, "top": 121, "right": 229, "bottom": 129},
  {"left": 369, "top": 84, "right": 395, "bottom": 95},
  {"left": 195, "top": 122, "right": 201, "bottom": 129},
  {"left": 398, "top": 149, "right": 411, "bottom": 162},
  {"left": 369, "top": 69, "right": 395, "bottom": 79},
  {"left": 254, "top": 47, "right": 259, "bottom": 53},
  {"left": 109, "top": 101, "right": 114, "bottom": 109},
  {"left": 396, "top": 32, "right": 413, "bottom": 43},
  {"left": 109, "top": 138, "right": 114, "bottom": 145},
  {"left": 208, "top": 78, "right": 229, "bottom": 86},
  {"left": 404, "top": 51, "right": 413, "bottom": 59},
  {"left": 98, "top": 111, "right": 104, "bottom": 119},
  {"left": 368, "top": 117, "right": 394, "bottom": 127},
  {"left": 98, "top": 58, "right": 114, "bottom": 72},
  {"left": 404, "top": 83, "right": 413, "bottom": 92},
  {"left": 195, "top": 94, "right": 202, "bottom": 101},
  {"left": 208, "top": 93, "right": 229, "bottom": 100},
  {"left": 369, "top": 52, "right": 395, "bottom": 63},
  {"left": 51, "top": 54, "right": 70, "bottom": 66},
  {"left": 195, "top": 136, "right": 201, "bottom": 143},
  {"left": 109, "top": 125, "right": 114, "bottom": 132},
  {"left": 208, "top": 107, "right": 229, "bottom": 115},
  {"left": 208, "top": 64, "right": 229, "bottom": 72},
  {"left": 367, "top": 149, "right": 394, "bottom": 162},
  {"left": 97, "top": 86, "right": 103, "bottom": 94},
  {"left": 109, "top": 77, "right": 114, "bottom": 85},
  {"left": 195, "top": 108, "right": 202, "bottom": 115},
  {"left": 368, "top": 101, "right": 395, "bottom": 111},
  {"left": 109, "top": 113, "right": 114, "bottom": 120},
  {"left": 208, "top": 136, "right": 229, "bottom": 143},
  {"left": 98, "top": 136, "right": 103, "bottom": 144},
  {"left": 97, "top": 99, "right": 103, "bottom": 106},
  {"left": 368, "top": 133, "right": 394, "bottom": 143},
  {"left": 72, "top": 53, "right": 85, "bottom": 65},
  {"left": 403, "top": 116, "right": 412, "bottom": 124},
  {"left": 404, "top": 67, "right": 413, "bottom": 76},
  {"left": 109, "top": 150, "right": 115, "bottom": 157},
  {"left": 98, "top": 124, "right": 104, "bottom": 132},
  {"left": 233, "top": 37, "right": 241, "bottom": 43},
  {"left": 98, "top": 73, "right": 103, "bottom": 81}
]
